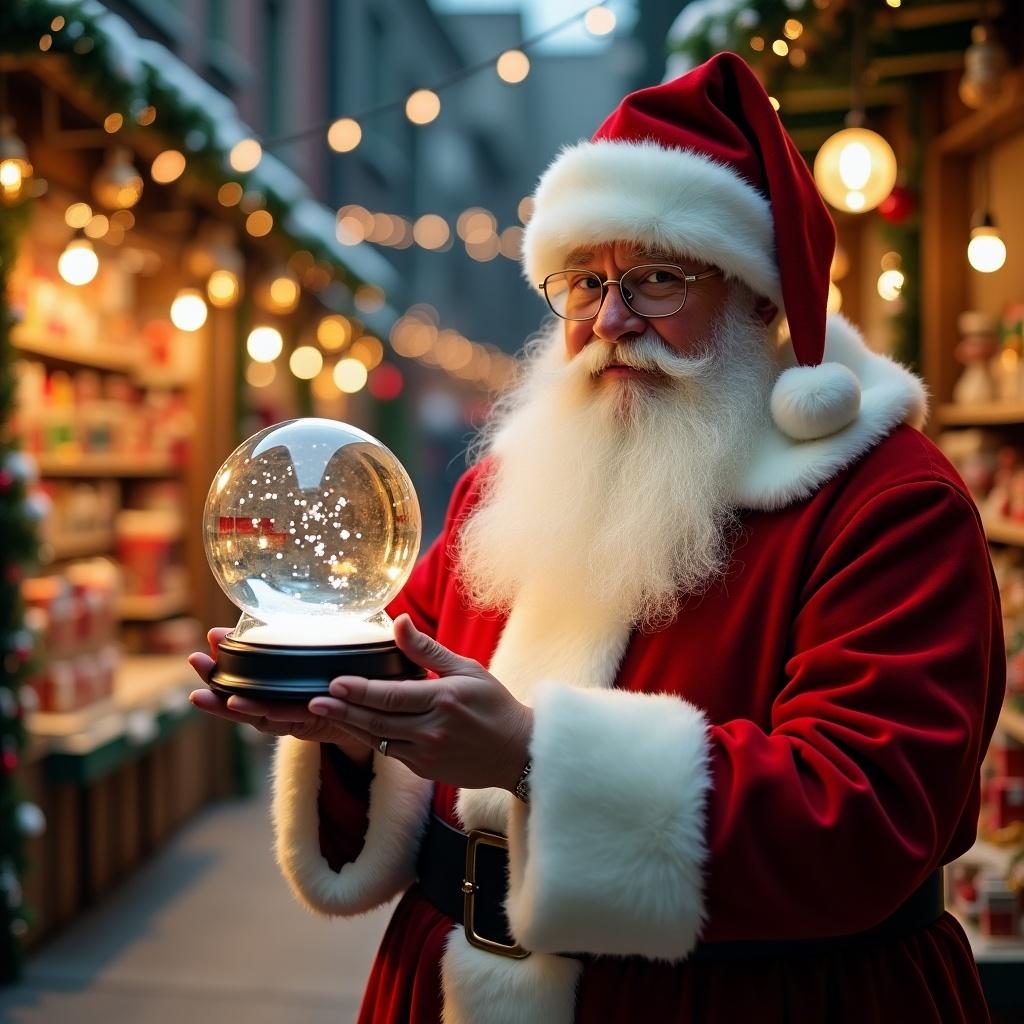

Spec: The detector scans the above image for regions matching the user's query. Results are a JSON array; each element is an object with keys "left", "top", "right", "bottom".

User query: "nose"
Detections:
[{"left": 591, "top": 281, "right": 647, "bottom": 343}]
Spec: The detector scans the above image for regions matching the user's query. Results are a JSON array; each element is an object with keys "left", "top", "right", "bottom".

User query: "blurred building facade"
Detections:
[{"left": 94, "top": 0, "right": 634, "bottom": 531}]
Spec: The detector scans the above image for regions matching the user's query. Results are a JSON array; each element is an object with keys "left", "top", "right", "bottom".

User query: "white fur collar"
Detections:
[{"left": 732, "top": 314, "right": 928, "bottom": 512}]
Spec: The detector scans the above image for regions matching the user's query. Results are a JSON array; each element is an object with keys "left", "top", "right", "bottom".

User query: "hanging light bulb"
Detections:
[
  {"left": 959, "top": 21, "right": 1008, "bottom": 110},
  {"left": 247, "top": 326, "right": 283, "bottom": 363},
  {"left": 207, "top": 269, "right": 240, "bottom": 308},
  {"left": 813, "top": 6, "right": 897, "bottom": 215},
  {"left": 92, "top": 147, "right": 143, "bottom": 209},
  {"left": 58, "top": 236, "right": 99, "bottom": 286},
  {"left": 170, "top": 287, "right": 209, "bottom": 331},
  {"left": 0, "top": 115, "right": 33, "bottom": 205},
  {"left": 814, "top": 125, "right": 897, "bottom": 213},
  {"left": 258, "top": 268, "right": 301, "bottom": 314},
  {"left": 967, "top": 211, "right": 1007, "bottom": 273}
]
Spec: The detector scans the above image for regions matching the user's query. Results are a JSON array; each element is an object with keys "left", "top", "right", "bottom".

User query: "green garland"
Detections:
[
  {"left": 1, "top": 0, "right": 371, "bottom": 294},
  {"left": 0, "top": 197, "right": 41, "bottom": 983}
]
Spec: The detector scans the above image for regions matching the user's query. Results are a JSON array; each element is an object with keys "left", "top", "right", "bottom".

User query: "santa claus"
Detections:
[{"left": 190, "top": 53, "right": 1003, "bottom": 1023}]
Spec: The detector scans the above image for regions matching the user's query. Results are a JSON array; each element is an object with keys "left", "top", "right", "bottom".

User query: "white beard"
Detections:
[{"left": 456, "top": 288, "right": 778, "bottom": 630}]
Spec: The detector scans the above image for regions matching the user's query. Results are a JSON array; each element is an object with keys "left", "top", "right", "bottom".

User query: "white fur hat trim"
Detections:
[{"left": 770, "top": 362, "right": 862, "bottom": 441}]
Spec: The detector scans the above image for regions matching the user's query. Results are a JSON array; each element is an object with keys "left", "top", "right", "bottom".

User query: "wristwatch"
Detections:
[{"left": 514, "top": 760, "right": 532, "bottom": 804}]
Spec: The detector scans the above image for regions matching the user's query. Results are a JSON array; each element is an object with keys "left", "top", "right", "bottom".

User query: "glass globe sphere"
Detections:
[{"left": 204, "top": 418, "right": 421, "bottom": 647}]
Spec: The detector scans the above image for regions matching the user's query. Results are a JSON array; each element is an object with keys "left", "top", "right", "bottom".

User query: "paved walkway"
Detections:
[{"left": 0, "top": 745, "right": 393, "bottom": 1024}]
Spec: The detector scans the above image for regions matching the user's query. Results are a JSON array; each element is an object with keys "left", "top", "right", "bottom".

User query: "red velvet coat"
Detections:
[{"left": 269, "top": 317, "right": 1002, "bottom": 1024}]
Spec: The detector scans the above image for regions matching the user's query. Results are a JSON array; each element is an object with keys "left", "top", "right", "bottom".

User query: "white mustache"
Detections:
[{"left": 574, "top": 334, "right": 718, "bottom": 384}]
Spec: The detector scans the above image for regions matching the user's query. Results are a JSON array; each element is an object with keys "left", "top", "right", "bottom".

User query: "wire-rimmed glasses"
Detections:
[{"left": 539, "top": 264, "right": 721, "bottom": 321}]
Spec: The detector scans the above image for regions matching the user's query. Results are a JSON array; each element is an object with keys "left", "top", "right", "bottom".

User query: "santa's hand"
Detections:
[
  {"left": 309, "top": 613, "right": 533, "bottom": 792},
  {"left": 186, "top": 628, "right": 373, "bottom": 764}
]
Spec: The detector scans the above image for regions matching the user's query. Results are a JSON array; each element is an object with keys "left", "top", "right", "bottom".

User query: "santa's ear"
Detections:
[{"left": 754, "top": 295, "right": 778, "bottom": 325}]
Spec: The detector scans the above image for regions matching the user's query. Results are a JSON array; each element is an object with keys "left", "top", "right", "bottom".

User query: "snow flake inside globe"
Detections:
[{"left": 204, "top": 418, "right": 421, "bottom": 653}]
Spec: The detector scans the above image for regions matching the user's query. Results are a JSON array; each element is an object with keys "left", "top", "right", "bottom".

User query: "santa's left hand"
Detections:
[{"left": 308, "top": 613, "right": 533, "bottom": 792}]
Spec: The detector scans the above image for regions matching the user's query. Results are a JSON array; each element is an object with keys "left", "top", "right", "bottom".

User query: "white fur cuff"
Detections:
[
  {"left": 271, "top": 736, "right": 433, "bottom": 916},
  {"left": 505, "top": 684, "right": 711, "bottom": 960}
]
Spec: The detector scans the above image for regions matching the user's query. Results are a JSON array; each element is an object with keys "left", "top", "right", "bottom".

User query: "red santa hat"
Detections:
[{"left": 522, "top": 51, "right": 862, "bottom": 442}]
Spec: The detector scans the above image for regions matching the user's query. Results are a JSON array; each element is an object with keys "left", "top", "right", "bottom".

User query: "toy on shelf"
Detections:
[{"left": 954, "top": 311, "right": 999, "bottom": 405}]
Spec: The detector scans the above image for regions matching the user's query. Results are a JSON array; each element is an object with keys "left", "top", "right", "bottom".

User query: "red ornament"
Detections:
[
  {"left": 878, "top": 186, "right": 915, "bottom": 224},
  {"left": 368, "top": 363, "right": 404, "bottom": 401},
  {"left": 0, "top": 471, "right": 12, "bottom": 492},
  {"left": 1, "top": 749, "right": 17, "bottom": 773}
]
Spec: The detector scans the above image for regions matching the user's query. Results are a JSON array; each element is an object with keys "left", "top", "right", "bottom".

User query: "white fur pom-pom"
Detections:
[{"left": 770, "top": 361, "right": 861, "bottom": 441}]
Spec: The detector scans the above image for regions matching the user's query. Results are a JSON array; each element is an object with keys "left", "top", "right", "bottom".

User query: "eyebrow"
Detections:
[{"left": 563, "top": 246, "right": 687, "bottom": 266}]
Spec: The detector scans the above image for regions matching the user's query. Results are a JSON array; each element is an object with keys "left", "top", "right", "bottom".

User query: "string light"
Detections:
[
  {"left": 317, "top": 315, "right": 352, "bottom": 351},
  {"left": 289, "top": 345, "right": 323, "bottom": 380},
  {"left": 0, "top": 116, "right": 33, "bottom": 205},
  {"left": 245, "top": 209, "right": 274, "bottom": 237},
  {"left": 207, "top": 269, "right": 240, "bottom": 307},
  {"left": 814, "top": 127, "right": 897, "bottom": 214},
  {"left": 58, "top": 237, "right": 99, "bottom": 286},
  {"left": 750, "top": 36, "right": 765, "bottom": 51},
  {"left": 230, "top": 138, "right": 262, "bottom": 173},
  {"left": 246, "top": 361, "right": 276, "bottom": 388},
  {"left": 968, "top": 213, "right": 1007, "bottom": 273},
  {"left": 413, "top": 214, "right": 450, "bottom": 250},
  {"left": 405, "top": 89, "right": 441, "bottom": 125},
  {"left": 350, "top": 336, "right": 384, "bottom": 369},
  {"left": 84, "top": 213, "right": 109, "bottom": 239},
  {"left": 584, "top": 6, "right": 616, "bottom": 36},
  {"left": 783, "top": 19, "right": 803, "bottom": 40},
  {"left": 247, "top": 326, "right": 283, "bottom": 363},
  {"left": 103, "top": 113, "right": 123, "bottom": 133},
  {"left": 135, "top": 105, "right": 157, "bottom": 126},
  {"left": 517, "top": 196, "right": 534, "bottom": 223},
  {"left": 327, "top": 118, "right": 362, "bottom": 153},
  {"left": 151, "top": 149, "right": 186, "bottom": 184},
  {"left": 218, "top": 181, "right": 243, "bottom": 206},
  {"left": 92, "top": 147, "right": 143, "bottom": 209},
  {"left": 170, "top": 288, "right": 209, "bottom": 331},
  {"left": 772, "top": 39, "right": 789, "bottom": 56},
  {"left": 334, "top": 357, "right": 368, "bottom": 393},
  {"left": 496, "top": 50, "right": 530, "bottom": 84},
  {"left": 261, "top": 270, "right": 300, "bottom": 313}
]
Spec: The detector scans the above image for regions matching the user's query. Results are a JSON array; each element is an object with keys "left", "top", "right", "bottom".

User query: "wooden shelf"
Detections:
[
  {"left": 47, "top": 527, "right": 115, "bottom": 560},
  {"left": 999, "top": 703, "right": 1024, "bottom": 745},
  {"left": 29, "top": 654, "right": 196, "bottom": 771},
  {"left": 37, "top": 454, "right": 178, "bottom": 477},
  {"left": 11, "top": 328, "right": 138, "bottom": 374},
  {"left": 937, "top": 403, "right": 1024, "bottom": 427},
  {"left": 117, "top": 586, "right": 190, "bottom": 621},
  {"left": 983, "top": 517, "right": 1024, "bottom": 547}
]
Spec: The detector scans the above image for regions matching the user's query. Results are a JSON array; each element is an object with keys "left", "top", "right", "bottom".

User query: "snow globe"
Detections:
[{"left": 203, "top": 418, "right": 423, "bottom": 699}]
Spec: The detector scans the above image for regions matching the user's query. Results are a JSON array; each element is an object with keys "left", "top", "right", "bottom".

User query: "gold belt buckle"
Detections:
[{"left": 462, "top": 829, "right": 530, "bottom": 959}]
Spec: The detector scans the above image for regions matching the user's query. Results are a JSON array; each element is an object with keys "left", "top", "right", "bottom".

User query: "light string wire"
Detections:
[{"left": 261, "top": 3, "right": 610, "bottom": 150}]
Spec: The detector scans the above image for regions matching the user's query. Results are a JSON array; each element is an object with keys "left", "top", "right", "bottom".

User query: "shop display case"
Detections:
[
  {"left": 6, "top": 187, "right": 239, "bottom": 950},
  {"left": 922, "top": 69, "right": 1024, "bottom": 1000}
]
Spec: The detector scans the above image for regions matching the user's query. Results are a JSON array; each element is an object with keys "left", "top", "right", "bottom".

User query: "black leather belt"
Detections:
[{"left": 415, "top": 813, "right": 946, "bottom": 962}]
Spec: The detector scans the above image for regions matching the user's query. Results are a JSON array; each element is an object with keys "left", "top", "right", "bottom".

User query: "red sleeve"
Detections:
[
  {"left": 318, "top": 744, "right": 373, "bottom": 870},
  {"left": 705, "top": 480, "right": 1005, "bottom": 940}
]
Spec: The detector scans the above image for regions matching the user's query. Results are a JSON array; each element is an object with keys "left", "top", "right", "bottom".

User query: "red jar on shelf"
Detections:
[{"left": 116, "top": 510, "right": 181, "bottom": 597}]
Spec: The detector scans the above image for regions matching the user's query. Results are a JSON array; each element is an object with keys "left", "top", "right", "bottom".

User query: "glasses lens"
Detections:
[
  {"left": 620, "top": 265, "right": 687, "bottom": 317},
  {"left": 544, "top": 271, "right": 603, "bottom": 320}
]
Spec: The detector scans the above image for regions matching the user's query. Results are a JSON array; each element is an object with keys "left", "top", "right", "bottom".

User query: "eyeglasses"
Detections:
[{"left": 539, "top": 264, "right": 721, "bottom": 321}]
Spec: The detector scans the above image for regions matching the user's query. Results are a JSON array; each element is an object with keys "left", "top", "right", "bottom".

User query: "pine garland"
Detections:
[{"left": 0, "top": 197, "right": 41, "bottom": 983}]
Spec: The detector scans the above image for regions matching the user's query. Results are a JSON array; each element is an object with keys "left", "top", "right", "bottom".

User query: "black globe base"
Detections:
[{"left": 208, "top": 634, "right": 426, "bottom": 701}]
